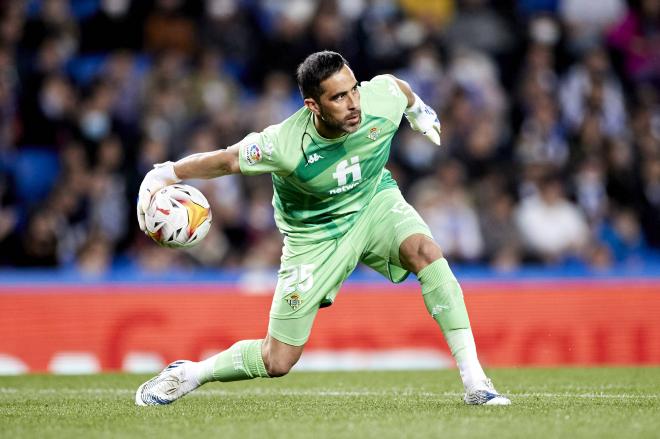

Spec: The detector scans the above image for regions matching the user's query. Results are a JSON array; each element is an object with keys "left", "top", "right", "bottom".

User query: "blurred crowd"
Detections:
[{"left": 0, "top": 0, "right": 659, "bottom": 275}]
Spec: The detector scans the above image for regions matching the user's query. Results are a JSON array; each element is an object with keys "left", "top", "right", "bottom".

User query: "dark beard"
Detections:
[{"left": 319, "top": 110, "right": 345, "bottom": 132}]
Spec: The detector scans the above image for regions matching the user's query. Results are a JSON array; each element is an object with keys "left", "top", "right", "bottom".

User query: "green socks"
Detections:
[
  {"left": 198, "top": 339, "right": 270, "bottom": 384},
  {"left": 418, "top": 258, "right": 487, "bottom": 389},
  {"left": 417, "top": 258, "right": 470, "bottom": 332}
]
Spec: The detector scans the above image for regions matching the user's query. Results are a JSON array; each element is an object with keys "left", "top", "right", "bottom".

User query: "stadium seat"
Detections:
[
  {"left": 67, "top": 54, "right": 109, "bottom": 86},
  {"left": 11, "top": 147, "right": 60, "bottom": 207}
]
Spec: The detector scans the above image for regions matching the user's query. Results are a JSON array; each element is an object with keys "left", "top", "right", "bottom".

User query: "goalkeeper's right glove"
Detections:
[
  {"left": 136, "top": 161, "right": 180, "bottom": 233},
  {"left": 404, "top": 93, "right": 441, "bottom": 146}
]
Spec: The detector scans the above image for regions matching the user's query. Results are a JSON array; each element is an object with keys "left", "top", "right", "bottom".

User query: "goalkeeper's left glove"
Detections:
[
  {"left": 136, "top": 161, "right": 180, "bottom": 233},
  {"left": 404, "top": 93, "right": 441, "bottom": 146}
]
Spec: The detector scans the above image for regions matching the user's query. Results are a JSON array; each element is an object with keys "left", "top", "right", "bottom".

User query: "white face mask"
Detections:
[
  {"left": 412, "top": 55, "right": 440, "bottom": 77},
  {"left": 81, "top": 110, "right": 110, "bottom": 141},
  {"left": 530, "top": 17, "right": 560, "bottom": 45},
  {"left": 206, "top": 0, "right": 237, "bottom": 19},
  {"left": 102, "top": 0, "right": 130, "bottom": 17}
]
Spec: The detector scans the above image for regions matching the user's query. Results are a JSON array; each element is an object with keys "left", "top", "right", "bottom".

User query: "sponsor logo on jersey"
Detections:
[
  {"left": 330, "top": 156, "right": 362, "bottom": 194},
  {"left": 307, "top": 153, "right": 324, "bottom": 164},
  {"left": 329, "top": 180, "right": 362, "bottom": 195},
  {"left": 367, "top": 127, "right": 381, "bottom": 141},
  {"left": 245, "top": 143, "right": 262, "bottom": 165}
]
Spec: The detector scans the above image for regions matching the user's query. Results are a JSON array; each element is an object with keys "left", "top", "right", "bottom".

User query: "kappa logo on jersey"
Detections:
[
  {"left": 387, "top": 79, "right": 401, "bottom": 98},
  {"left": 330, "top": 156, "right": 362, "bottom": 194},
  {"left": 262, "top": 141, "right": 274, "bottom": 159},
  {"left": 245, "top": 143, "right": 262, "bottom": 165},
  {"left": 367, "top": 127, "right": 381, "bottom": 141},
  {"left": 307, "top": 153, "right": 324, "bottom": 164}
]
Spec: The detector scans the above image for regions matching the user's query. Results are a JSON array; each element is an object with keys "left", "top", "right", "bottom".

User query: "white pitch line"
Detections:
[
  {"left": 0, "top": 388, "right": 658, "bottom": 399},
  {"left": 511, "top": 392, "right": 659, "bottom": 399}
]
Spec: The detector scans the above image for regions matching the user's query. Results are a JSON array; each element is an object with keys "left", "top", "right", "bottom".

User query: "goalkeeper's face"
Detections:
[{"left": 313, "top": 65, "right": 362, "bottom": 135}]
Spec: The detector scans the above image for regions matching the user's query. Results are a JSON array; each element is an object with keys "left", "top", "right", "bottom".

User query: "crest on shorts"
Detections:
[
  {"left": 367, "top": 127, "right": 381, "bottom": 141},
  {"left": 284, "top": 292, "right": 303, "bottom": 310}
]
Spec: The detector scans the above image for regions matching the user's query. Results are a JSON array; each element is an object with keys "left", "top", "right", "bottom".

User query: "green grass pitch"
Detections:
[{"left": 1, "top": 368, "right": 658, "bottom": 438}]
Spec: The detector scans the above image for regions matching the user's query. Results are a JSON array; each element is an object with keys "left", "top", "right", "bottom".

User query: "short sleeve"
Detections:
[
  {"left": 359, "top": 75, "right": 409, "bottom": 124},
  {"left": 238, "top": 126, "right": 285, "bottom": 176}
]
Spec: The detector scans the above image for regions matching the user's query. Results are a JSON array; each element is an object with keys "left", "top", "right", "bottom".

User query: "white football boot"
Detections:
[
  {"left": 463, "top": 378, "right": 511, "bottom": 405},
  {"left": 135, "top": 360, "right": 200, "bottom": 406}
]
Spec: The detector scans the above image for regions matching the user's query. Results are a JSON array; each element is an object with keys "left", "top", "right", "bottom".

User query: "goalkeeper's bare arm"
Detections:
[{"left": 172, "top": 144, "right": 241, "bottom": 180}]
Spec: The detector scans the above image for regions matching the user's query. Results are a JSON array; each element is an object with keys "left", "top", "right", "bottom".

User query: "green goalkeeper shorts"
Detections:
[{"left": 268, "top": 187, "right": 433, "bottom": 346}]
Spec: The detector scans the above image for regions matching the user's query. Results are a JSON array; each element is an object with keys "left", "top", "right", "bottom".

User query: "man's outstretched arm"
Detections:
[
  {"left": 173, "top": 144, "right": 241, "bottom": 179},
  {"left": 386, "top": 74, "right": 441, "bottom": 146},
  {"left": 136, "top": 144, "right": 241, "bottom": 232}
]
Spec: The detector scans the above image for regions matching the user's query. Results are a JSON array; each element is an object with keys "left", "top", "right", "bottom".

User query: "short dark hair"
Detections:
[{"left": 296, "top": 51, "right": 349, "bottom": 101}]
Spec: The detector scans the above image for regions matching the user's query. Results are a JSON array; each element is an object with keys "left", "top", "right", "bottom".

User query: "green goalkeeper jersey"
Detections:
[{"left": 238, "top": 75, "right": 408, "bottom": 244}]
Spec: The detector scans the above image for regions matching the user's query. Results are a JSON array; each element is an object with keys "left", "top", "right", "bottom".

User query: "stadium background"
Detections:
[{"left": 0, "top": 0, "right": 659, "bottom": 374}]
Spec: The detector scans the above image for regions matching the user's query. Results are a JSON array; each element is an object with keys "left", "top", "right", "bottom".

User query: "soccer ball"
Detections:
[{"left": 145, "top": 184, "right": 212, "bottom": 248}]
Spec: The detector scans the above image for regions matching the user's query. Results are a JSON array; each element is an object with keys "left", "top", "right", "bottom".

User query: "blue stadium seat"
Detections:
[
  {"left": 67, "top": 54, "right": 109, "bottom": 86},
  {"left": 12, "top": 147, "right": 60, "bottom": 207},
  {"left": 26, "top": 0, "right": 100, "bottom": 19}
]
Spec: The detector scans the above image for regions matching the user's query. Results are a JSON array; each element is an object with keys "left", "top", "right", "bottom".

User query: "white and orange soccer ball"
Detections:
[{"left": 144, "top": 184, "right": 212, "bottom": 248}]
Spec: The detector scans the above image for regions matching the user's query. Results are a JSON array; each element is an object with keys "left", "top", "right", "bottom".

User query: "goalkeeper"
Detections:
[{"left": 135, "top": 51, "right": 510, "bottom": 406}]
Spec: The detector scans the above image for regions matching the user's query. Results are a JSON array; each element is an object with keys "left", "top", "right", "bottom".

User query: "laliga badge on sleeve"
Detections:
[{"left": 245, "top": 143, "right": 262, "bottom": 165}]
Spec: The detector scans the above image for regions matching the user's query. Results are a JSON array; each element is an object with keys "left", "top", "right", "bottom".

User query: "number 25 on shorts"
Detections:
[
  {"left": 281, "top": 264, "right": 315, "bottom": 294},
  {"left": 280, "top": 264, "right": 315, "bottom": 311}
]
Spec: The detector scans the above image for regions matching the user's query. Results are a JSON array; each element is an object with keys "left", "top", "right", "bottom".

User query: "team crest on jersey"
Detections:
[
  {"left": 367, "top": 127, "right": 381, "bottom": 141},
  {"left": 284, "top": 292, "right": 303, "bottom": 310},
  {"left": 245, "top": 143, "right": 262, "bottom": 165}
]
